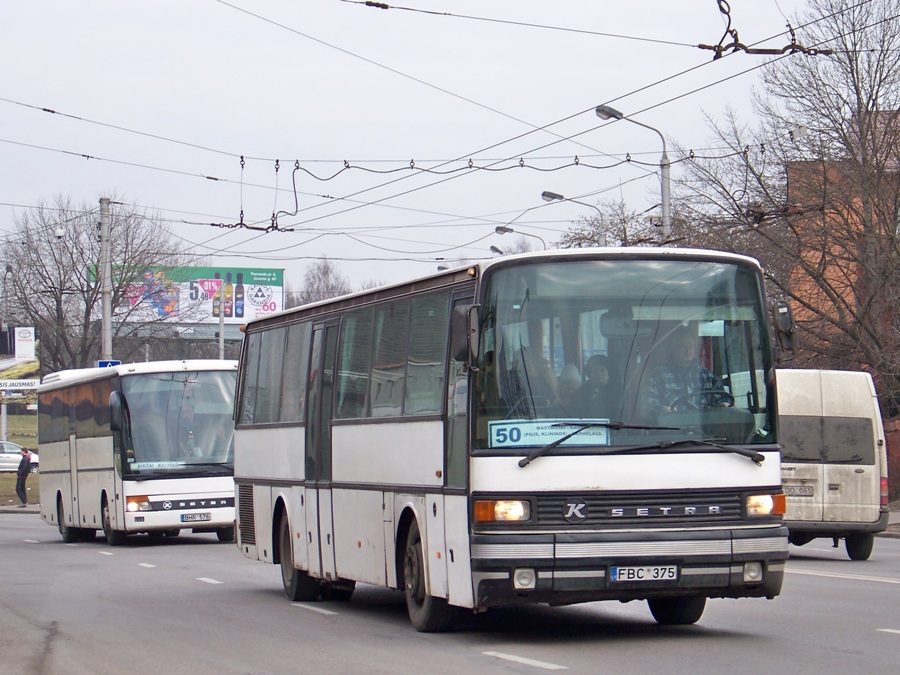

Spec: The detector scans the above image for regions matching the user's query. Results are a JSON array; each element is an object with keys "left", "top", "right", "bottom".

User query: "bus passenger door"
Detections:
[{"left": 305, "top": 322, "right": 339, "bottom": 582}]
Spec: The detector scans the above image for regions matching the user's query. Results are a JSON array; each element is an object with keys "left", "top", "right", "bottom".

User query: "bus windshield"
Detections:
[
  {"left": 121, "top": 370, "right": 236, "bottom": 476},
  {"left": 475, "top": 258, "right": 773, "bottom": 451}
]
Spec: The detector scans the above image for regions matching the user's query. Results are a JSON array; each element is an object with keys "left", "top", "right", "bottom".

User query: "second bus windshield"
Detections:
[
  {"left": 475, "top": 257, "right": 773, "bottom": 450},
  {"left": 121, "top": 370, "right": 236, "bottom": 475}
]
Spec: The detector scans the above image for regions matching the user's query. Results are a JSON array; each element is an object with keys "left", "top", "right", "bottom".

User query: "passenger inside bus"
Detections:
[{"left": 575, "top": 354, "right": 617, "bottom": 419}]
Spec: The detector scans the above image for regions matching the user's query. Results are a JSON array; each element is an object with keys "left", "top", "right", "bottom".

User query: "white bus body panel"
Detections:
[
  {"left": 777, "top": 369, "right": 888, "bottom": 533},
  {"left": 332, "top": 422, "right": 444, "bottom": 487}
]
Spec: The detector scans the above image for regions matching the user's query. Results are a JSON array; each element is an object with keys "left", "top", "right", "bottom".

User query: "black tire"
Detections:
[
  {"left": 845, "top": 533, "right": 874, "bottom": 561},
  {"left": 57, "top": 497, "right": 80, "bottom": 544},
  {"left": 321, "top": 580, "right": 356, "bottom": 602},
  {"left": 217, "top": 526, "right": 235, "bottom": 543},
  {"left": 403, "top": 519, "right": 456, "bottom": 632},
  {"left": 102, "top": 498, "right": 127, "bottom": 546},
  {"left": 148, "top": 531, "right": 165, "bottom": 539},
  {"left": 648, "top": 596, "right": 706, "bottom": 625},
  {"left": 279, "top": 514, "right": 320, "bottom": 601},
  {"left": 29, "top": 464, "right": 39, "bottom": 474},
  {"left": 163, "top": 529, "right": 181, "bottom": 538},
  {"left": 788, "top": 530, "right": 815, "bottom": 547}
]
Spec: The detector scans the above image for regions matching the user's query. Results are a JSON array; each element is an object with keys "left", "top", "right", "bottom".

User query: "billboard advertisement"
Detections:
[{"left": 120, "top": 267, "right": 284, "bottom": 324}]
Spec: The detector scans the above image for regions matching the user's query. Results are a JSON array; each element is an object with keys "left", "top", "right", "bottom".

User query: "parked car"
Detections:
[{"left": 0, "top": 441, "right": 39, "bottom": 473}]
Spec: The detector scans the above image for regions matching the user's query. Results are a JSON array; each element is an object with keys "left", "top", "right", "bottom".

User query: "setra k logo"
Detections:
[{"left": 563, "top": 498, "right": 588, "bottom": 523}]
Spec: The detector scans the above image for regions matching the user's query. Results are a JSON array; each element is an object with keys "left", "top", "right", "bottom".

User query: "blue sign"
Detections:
[{"left": 97, "top": 360, "right": 121, "bottom": 368}]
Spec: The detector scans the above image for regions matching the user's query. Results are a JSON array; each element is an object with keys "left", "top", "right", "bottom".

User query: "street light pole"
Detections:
[
  {"left": 99, "top": 197, "right": 113, "bottom": 361},
  {"left": 595, "top": 104, "right": 671, "bottom": 239}
]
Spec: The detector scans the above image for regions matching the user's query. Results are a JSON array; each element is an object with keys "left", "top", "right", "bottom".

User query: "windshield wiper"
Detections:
[
  {"left": 518, "top": 421, "right": 682, "bottom": 468},
  {"left": 595, "top": 438, "right": 765, "bottom": 466}
]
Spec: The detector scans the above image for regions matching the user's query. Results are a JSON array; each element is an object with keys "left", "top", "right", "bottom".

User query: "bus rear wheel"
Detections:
[
  {"left": 278, "top": 514, "right": 320, "bottom": 601},
  {"left": 845, "top": 533, "right": 874, "bottom": 561},
  {"left": 217, "top": 526, "right": 235, "bottom": 543},
  {"left": 102, "top": 498, "right": 127, "bottom": 546},
  {"left": 403, "top": 519, "right": 455, "bottom": 632},
  {"left": 647, "top": 596, "right": 706, "bottom": 625},
  {"left": 57, "top": 497, "right": 80, "bottom": 543}
]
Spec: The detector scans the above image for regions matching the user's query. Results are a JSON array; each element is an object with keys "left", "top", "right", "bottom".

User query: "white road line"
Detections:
[
  {"left": 197, "top": 577, "right": 224, "bottom": 584},
  {"left": 23, "top": 539, "right": 38, "bottom": 543},
  {"left": 292, "top": 603, "right": 338, "bottom": 616},
  {"left": 877, "top": 629, "right": 900, "bottom": 635},
  {"left": 483, "top": 651, "right": 567, "bottom": 671},
  {"left": 138, "top": 563, "right": 156, "bottom": 568},
  {"left": 99, "top": 551, "right": 114, "bottom": 556},
  {"left": 787, "top": 569, "right": 900, "bottom": 585}
]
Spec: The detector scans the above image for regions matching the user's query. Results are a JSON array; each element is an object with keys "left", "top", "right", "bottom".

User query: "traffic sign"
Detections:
[{"left": 97, "top": 360, "right": 121, "bottom": 368}]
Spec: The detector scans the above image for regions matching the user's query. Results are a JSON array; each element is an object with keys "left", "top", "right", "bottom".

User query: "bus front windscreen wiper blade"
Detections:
[
  {"left": 595, "top": 438, "right": 766, "bottom": 466},
  {"left": 517, "top": 420, "right": 682, "bottom": 468}
]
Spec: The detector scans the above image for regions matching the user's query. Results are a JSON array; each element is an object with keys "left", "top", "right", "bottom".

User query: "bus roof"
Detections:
[{"left": 38, "top": 359, "right": 238, "bottom": 392}]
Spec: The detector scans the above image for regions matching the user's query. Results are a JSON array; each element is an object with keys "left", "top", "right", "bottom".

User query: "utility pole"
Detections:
[{"left": 100, "top": 197, "right": 113, "bottom": 361}]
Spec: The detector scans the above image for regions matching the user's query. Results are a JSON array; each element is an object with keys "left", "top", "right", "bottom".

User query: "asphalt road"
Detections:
[{"left": 2, "top": 511, "right": 899, "bottom": 674}]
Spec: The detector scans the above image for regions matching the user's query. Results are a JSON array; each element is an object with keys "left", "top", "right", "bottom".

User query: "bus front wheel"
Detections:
[
  {"left": 403, "top": 519, "right": 455, "bottom": 632},
  {"left": 278, "top": 515, "right": 320, "bottom": 601},
  {"left": 102, "top": 498, "right": 127, "bottom": 546},
  {"left": 217, "top": 526, "right": 235, "bottom": 543},
  {"left": 647, "top": 596, "right": 706, "bottom": 625}
]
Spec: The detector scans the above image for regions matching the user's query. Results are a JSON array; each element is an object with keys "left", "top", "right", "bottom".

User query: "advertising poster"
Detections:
[{"left": 120, "top": 267, "right": 284, "bottom": 324}]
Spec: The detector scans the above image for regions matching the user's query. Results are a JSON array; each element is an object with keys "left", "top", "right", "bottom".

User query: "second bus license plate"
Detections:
[
  {"left": 611, "top": 565, "right": 678, "bottom": 582},
  {"left": 181, "top": 512, "right": 212, "bottom": 523},
  {"left": 784, "top": 485, "right": 814, "bottom": 497}
]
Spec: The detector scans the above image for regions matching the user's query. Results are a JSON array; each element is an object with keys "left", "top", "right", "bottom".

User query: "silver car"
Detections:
[{"left": 0, "top": 441, "right": 39, "bottom": 473}]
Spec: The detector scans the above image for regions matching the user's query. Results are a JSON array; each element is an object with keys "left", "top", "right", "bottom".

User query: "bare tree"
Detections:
[
  {"left": 3, "top": 195, "right": 193, "bottom": 373},
  {"left": 675, "top": 0, "right": 900, "bottom": 415},
  {"left": 555, "top": 199, "right": 664, "bottom": 248},
  {"left": 285, "top": 257, "right": 353, "bottom": 308}
]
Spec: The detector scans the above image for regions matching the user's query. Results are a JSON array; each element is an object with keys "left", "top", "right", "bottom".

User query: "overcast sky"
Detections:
[{"left": 1, "top": 0, "right": 810, "bottom": 289}]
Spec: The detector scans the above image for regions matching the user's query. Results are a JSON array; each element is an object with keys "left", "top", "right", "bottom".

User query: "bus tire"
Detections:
[
  {"left": 102, "top": 498, "right": 127, "bottom": 546},
  {"left": 647, "top": 596, "right": 706, "bottom": 625},
  {"left": 403, "top": 519, "right": 455, "bottom": 632},
  {"left": 278, "top": 514, "right": 320, "bottom": 601},
  {"left": 845, "top": 533, "right": 874, "bottom": 561},
  {"left": 321, "top": 580, "right": 356, "bottom": 602},
  {"left": 217, "top": 526, "right": 235, "bottom": 543},
  {"left": 57, "top": 497, "right": 81, "bottom": 544}
]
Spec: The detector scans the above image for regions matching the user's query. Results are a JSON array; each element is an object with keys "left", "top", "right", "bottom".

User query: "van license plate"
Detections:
[
  {"left": 610, "top": 565, "right": 678, "bottom": 582},
  {"left": 784, "top": 486, "right": 814, "bottom": 497},
  {"left": 181, "top": 512, "right": 212, "bottom": 522}
]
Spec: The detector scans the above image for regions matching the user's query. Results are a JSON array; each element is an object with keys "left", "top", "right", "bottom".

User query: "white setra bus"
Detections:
[
  {"left": 39, "top": 360, "right": 238, "bottom": 545},
  {"left": 234, "top": 248, "right": 789, "bottom": 630}
]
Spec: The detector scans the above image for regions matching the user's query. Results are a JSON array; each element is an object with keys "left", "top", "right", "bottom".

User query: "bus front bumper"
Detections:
[{"left": 470, "top": 526, "right": 788, "bottom": 607}]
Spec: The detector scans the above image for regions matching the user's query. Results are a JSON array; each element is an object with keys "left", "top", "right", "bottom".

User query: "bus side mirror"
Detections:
[
  {"left": 109, "top": 391, "right": 123, "bottom": 432},
  {"left": 773, "top": 300, "right": 796, "bottom": 358},
  {"left": 450, "top": 304, "right": 480, "bottom": 365}
]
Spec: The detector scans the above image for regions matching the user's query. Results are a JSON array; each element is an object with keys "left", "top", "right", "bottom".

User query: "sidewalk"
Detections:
[{"left": 0, "top": 502, "right": 40, "bottom": 514}]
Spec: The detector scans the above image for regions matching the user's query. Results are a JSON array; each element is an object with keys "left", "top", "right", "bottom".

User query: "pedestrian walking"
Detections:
[{"left": 16, "top": 448, "right": 31, "bottom": 507}]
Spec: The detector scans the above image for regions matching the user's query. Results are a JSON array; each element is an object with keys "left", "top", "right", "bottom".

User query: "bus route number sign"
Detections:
[{"left": 489, "top": 419, "right": 610, "bottom": 449}]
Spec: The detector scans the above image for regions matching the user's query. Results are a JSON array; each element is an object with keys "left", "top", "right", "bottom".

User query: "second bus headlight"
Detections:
[
  {"left": 474, "top": 500, "right": 531, "bottom": 522},
  {"left": 126, "top": 495, "right": 153, "bottom": 512}
]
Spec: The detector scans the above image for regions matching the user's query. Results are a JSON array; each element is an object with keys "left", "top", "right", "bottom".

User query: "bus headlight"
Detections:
[
  {"left": 746, "top": 493, "right": 785, "bottom": 517},
  {"left": 474, "top": 500, "right": 530, "bottom": 522},
  {"left": 126, "top": 496, "right": 153, "bottom": 512}
]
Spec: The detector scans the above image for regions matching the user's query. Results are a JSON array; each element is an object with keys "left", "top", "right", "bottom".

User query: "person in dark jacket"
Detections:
[{"left": 16, "top": 448, "right": 31, "bottom": 507}]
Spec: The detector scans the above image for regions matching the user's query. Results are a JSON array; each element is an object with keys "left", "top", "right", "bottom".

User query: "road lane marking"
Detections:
[
  {"left": 138, "top": 563, "right": 156, "bottom": 568},
  {"left": 787, "top": 569, "right": 900, "bottom": 585},
  {"left": 292, "top": 603, "right": 338, "bottom": 616},
  {"left": 877, "top": 629, "right": 900, "bottom": 635},
  {"left": 99, "top": 551, "right": 114, "bottom": 556},
  {"left": 483, "top": 651, "right": 567, "bottom": 670},
  {"left": 24, "top": 539, "right": 38, "bottom": 543},
  {"left": 197, "top": 577, "right": 224, "bottom": 584}
]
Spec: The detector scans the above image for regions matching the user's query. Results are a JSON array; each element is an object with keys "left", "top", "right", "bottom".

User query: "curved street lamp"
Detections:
[
  {"left": 595, "top": 104, "right": 671, "bottom": 238},
  {"left": 541, "top": 191, "right": 610, "bottom": 246},
  {"left": 494, "top": 225, "right": 547, "bottom": 250}
]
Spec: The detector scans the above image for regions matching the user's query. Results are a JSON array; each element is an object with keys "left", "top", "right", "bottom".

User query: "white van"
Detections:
[{"left": 777, "top": 369, "right": 889, "bottom": 560}]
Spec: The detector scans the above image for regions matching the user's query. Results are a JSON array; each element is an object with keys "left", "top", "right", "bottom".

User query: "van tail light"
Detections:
[{"left": 881, "top": 477, "right": 889, "bottom": 507}]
